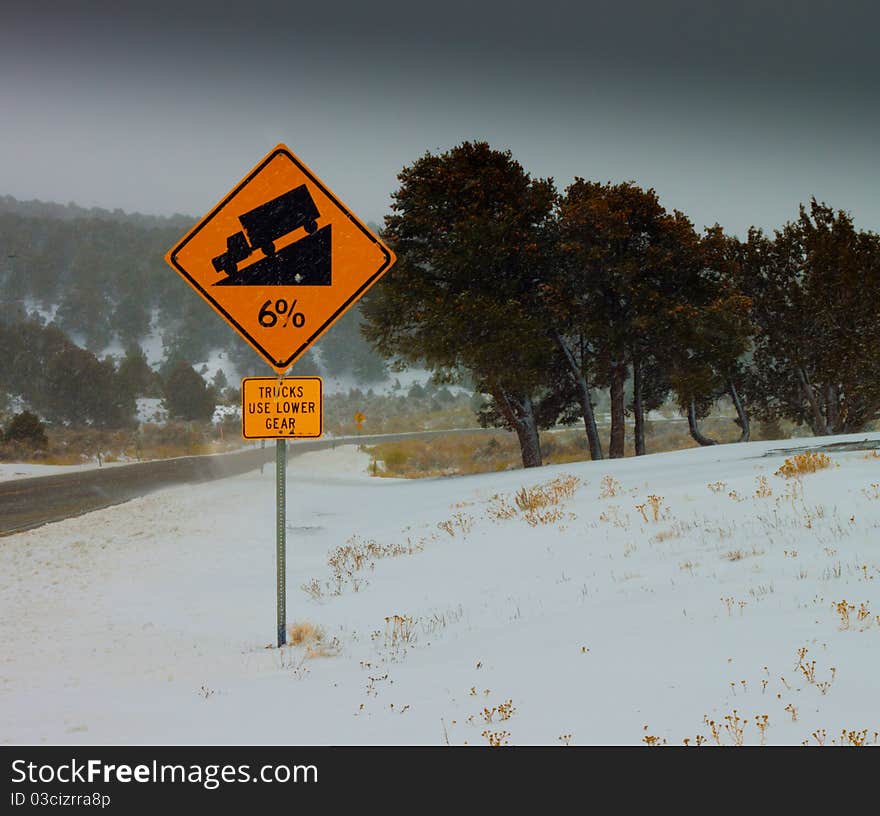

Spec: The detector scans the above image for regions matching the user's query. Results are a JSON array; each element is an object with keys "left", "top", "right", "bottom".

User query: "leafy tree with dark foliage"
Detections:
[
  {"left": 555, "top": 181, "right": 682, "bottom": 457},
  {"left": 44, "top": 346, "right": 135, "bottom": 427},
  {"left": 549, "top": 184, "right": 754, "bottom": 457},
  {"left": 163, "top": 361, "right": 217, "bottom": 422},
  {"left": 0, "top": 320, "right": 135, "bottom": 427},
  {"left": 362, "top": 142, "right": 559, "bottom": 467},
  {"left": 4, "top": 411, "right": 48, "bottom": 449},
  {"left": 663, "top": 225, "right": 753, "bottom": 447},
  {"left": 739, "top": 199, "right": 880, "bottom": 435},
  {"left": 117, "top": 345, "right": 161, "bottom": 399}
]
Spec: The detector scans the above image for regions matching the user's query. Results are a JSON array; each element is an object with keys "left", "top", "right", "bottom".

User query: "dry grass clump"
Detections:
[
  {"left": 286, "top": 621, "right": 339, "bottom": 657},
  {"left": 653, "top": 521, "right": 692, "bottom": 543},
  {"left": 861, "top": 483, "right": 880, "bottom": 499},
  {"left": 303, "top": 535, "right": 424, "bottom": 598},
  {"left": 830, "top": 729, "right": 878, "bottom": 746},
  {"left": 438, "top": 513, "right": 475, "bottom": 536},
  {"left": 364, "top": 434, "right": 517, "bottom": 478},
  {"left": 480, "top": 699, "right": 516, "bottom": 723},
  {"left": 328, "top": 536, "right": 422, "bottom": 574},
  {"left": 599, "top": 475, "right": 621, "bottom": 498},
  {"left": 775, "top": 452, "right": 832, "bottom": 478},
  {"left": 833, "top": 599, "right": 878, "bottom": 631},
  {"left": 365, "top": 432, "right": 602, "bottom": 478},
  {"left": 487, "top": 495, "right": 518, "bottom": 520},
  {"left": 754, "top": 476, "right": 773, "bottom": 498},
  {"left": 384, "top": 614, "right": 417, "bottom": 648},
  {"left": 635, "top": 494, "right": 664, "bottom": 522},
  {"left": 488, "top": 475, "right": 580, "bottom": 526},
  {"left": 804, "top": 727, "right": 880, "bottom": 746},
  {"left": 361, "top": 416, "right": 812, "bottom": 479},
  {"left": 514, "top": 474, "right": 580, "bottom": 510},
  {"left": 723, "top": 543, "right": 764, "bottom": 562},
  {"left": 288, "top": 620, "right": 324, "bottom": 646}
]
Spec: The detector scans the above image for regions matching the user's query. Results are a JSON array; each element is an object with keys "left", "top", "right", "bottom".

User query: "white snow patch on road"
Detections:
[{"left": 2, "top": 435, "right": 880, "bottom": 746}]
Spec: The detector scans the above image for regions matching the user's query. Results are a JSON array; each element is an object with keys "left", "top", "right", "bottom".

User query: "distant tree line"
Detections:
[
  {"left": 0, "top": 320, "right": 224, "bottom": 429},
  {"left": 362, "top": 141, "right": 880, "bottom": 468},
  {"left": 0, "top": 199, "right": 388, "bottom": 381}
]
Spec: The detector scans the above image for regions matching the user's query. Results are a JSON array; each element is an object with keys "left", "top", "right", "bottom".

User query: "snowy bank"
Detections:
[{"left": 2, "top": 435, "right": 879, "bottom": 746}]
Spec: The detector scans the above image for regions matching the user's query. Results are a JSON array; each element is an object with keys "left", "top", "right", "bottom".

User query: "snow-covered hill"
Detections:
[{"left": 2, "top": 435, "right": 879, "bottom": 746}]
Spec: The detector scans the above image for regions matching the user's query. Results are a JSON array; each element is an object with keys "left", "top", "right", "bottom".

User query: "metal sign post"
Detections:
[
  {"left": 276, "top": 438, "right": 287, "bottom": 647},
  {"left": 242, "top": 376, "right": 322, "bottom": 649}
]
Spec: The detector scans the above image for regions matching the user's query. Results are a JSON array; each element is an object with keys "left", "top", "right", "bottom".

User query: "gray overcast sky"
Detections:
[{"left": 1, "top": 0, "right": 877, "bottom": 236}]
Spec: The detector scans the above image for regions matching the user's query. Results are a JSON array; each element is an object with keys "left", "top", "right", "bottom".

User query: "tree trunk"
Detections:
[
  {"left": 728, "top": 381, "right": 750, "bottom": 443},
  {"left": 494, "top": 386, "right": 543, "bottom": 468},
  {"left": 552, "top": 331, "right": 603, "bottom": 460},
  {"left": 609, "top": 358, "right": 627, "bottom": 458},
  {"left": 687, "top": 400, "right": 718, "bottom": 446},
  {"left": 796, "top": 366, "right": 828, "bottom": 436},
  {"left": 576, "top": 380, "right": 604, "bottom": 461},
  {"left": 824, "top": 384, "right": 839, "bottom": 434},
  {"left": 513, "top": 398, "right": 542, "bottom": 468},
  {"left": 632, "top": 357, "right": 646, "bottom": 456}
]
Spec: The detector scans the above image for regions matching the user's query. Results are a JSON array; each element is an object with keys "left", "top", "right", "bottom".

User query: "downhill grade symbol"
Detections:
[
  {"left": 164, "top": 144, "right": 395, "bottom": 372},
  {"left": 242, "top": 377, "right": 322, "bottom": 439}
]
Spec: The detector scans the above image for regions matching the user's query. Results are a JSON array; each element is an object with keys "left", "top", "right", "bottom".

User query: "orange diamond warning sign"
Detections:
[{"left": 165, "top": 144, "right": 395, "bottom": 372}]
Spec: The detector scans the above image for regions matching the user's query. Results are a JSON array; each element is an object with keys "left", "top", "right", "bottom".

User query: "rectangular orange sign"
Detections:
[{"left": 241, "top": 377, "right": 322, "bottom": 439}]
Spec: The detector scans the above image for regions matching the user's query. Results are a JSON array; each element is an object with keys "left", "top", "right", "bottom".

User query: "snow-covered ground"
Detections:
[
  {"left": 136, "top": 397, "right": 167, "bottom": 425},
  {"left": 2, "top": 435, "right": 880, "bottom": 746}
]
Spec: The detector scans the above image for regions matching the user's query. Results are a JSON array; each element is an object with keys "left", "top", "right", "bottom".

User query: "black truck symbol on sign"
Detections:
[{"left": 212, "top": 185, "right": 322, "bottom": 277}]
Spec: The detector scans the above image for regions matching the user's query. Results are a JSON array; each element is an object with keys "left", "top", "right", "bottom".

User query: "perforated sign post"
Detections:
[{"left": 165, "top": 144, "right": 395, "bottom": 647}]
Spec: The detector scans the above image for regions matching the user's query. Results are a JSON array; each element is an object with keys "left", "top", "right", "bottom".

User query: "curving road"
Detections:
[{"left": 0, "top": 428, "right": 503, "bottom": 536}]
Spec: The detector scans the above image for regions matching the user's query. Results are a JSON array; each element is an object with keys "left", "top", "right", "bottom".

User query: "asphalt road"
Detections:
[
  {"left": 0, "top": 428, "right": 503, "bottom": 536},
  {"left": 6, "top": 428, "right": 877, "bottom": 537}
]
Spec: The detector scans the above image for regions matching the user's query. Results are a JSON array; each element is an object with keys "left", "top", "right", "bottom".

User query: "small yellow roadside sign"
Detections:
[{"left": 241, "top": 377, "right": 322, "bottom": 439}]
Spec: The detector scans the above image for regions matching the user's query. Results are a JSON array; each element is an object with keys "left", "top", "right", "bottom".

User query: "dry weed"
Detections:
[{"left": 775, "top": 452, "right": 832, "bottom": 478}]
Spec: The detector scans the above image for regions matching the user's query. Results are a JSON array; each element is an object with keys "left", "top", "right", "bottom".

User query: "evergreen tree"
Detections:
[
  {"left": 361, "top": 142, "right": 559, "bottom": 467},
  {"left": 211, "top": 368, "right": 228, "bottom": 393},
  {"left": 667, "top": 225, "right": 753, "bottom": 446},
  {"left": 163, "top": 361, "right": 216, "bottom": 421},
  {"left": 0, "top": 320, "right": 74, "bottom": 414},
  {"left": 118, "top": 345, "right": 160, "bottom": 399},
  {"left": 740, "top": 200, "right": 880, "bottom": 434},
  {"left": 352, "top": 348, "right": 387, "bottom": 383},
  {"left": 555, "top": 181, "right": 672, "bottom": 457},
  {"left": 44, "top": 347, "right": 135, "bottom": 427},
  {"left": 114, "top": 292, "right": 152, "bottom": 346},
  {"left": 4, "top": 411, "right": 48, "bottom": 449}
]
